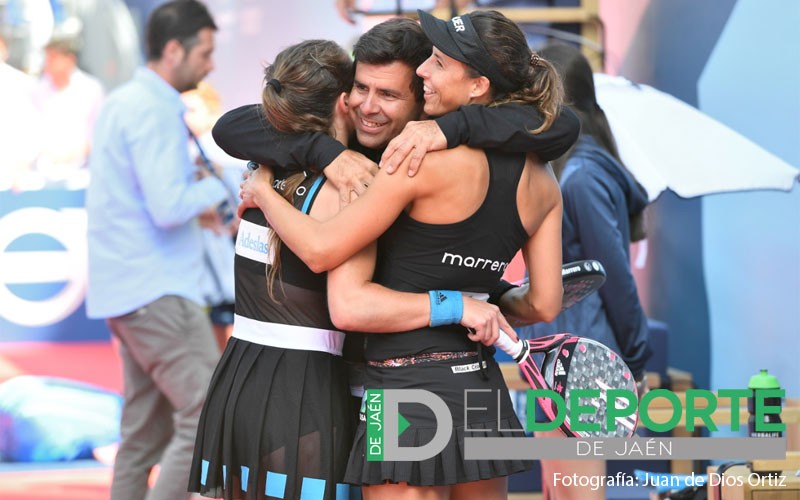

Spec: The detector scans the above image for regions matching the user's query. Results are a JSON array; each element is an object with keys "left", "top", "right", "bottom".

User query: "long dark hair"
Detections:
[
  {"left": 469, "top": 10, "right": 564, "bottom": 134},
  {"left": 260, "top": 40, "right": 353, "bottom": 297},
  {"left": 539, "top": 43, "right": 647, "bottom": 241}
]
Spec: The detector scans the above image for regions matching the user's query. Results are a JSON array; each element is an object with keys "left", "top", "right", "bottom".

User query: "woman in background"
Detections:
[{"left": 524, "top": 42, "right": 651, "bottom": 500}]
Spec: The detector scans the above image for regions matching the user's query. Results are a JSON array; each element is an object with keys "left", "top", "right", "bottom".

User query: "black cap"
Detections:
[{"left": 417, "top": 9, "right": 515, "bottom": 92}]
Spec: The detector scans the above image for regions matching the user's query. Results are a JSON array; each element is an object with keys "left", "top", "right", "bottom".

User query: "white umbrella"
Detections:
[{"left": 593, "top": 74, "right": 799, "bottom": 202}]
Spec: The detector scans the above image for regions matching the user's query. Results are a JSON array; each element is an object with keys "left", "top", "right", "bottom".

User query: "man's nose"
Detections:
[{"left": 360, "top": 92, "right": 379, "bottom": 114}]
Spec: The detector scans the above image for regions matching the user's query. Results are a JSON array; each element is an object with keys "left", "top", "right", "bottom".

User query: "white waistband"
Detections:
[{"left": 232, "top": 314, "right": 344, "bottom": 356}]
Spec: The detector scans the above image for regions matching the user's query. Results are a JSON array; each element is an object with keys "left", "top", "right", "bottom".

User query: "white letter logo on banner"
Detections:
[{"left": 0, "top": 207, "right": 87, "bottom": 327}]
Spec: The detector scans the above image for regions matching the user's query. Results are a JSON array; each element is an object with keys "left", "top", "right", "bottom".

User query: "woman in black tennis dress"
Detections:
[
  {"left": 239, "top": 10, "right": 568, "bottom": 500},
  {"left": 189, "top": 40, "right": 358, "bottom": 500}
]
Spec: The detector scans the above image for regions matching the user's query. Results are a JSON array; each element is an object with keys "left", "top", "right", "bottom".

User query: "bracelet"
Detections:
[{"left": 428, "top": 290, "right": 463, "bottom": 327}]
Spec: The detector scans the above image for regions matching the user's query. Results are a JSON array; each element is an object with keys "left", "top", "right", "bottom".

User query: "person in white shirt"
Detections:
[
  {"left": 32, "top": 35, "right": 104, "bottom": 187},
  {"left": 0, "top": 33, "right": 38, "bottom": 191}
]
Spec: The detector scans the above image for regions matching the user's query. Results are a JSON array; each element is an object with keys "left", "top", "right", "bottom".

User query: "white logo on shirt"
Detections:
[
  {"left": 235, "top": 219, "right": 275, "bottom": 264},
  {"left": 441, "top": 252, "right": 508, "bottom": 272}
]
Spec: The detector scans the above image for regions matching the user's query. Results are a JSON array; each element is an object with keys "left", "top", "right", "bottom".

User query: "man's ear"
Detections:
[{"left": 162, "top": 39, "right": 185, "bottom": 66}]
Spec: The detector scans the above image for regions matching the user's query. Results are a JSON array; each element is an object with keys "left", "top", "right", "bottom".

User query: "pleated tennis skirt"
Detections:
[
  {"left": 189, "top": 337, "right": 357, "bottom": 499},
  {"left": 344, "top": 353, "right": 532, "bottom": 486}
]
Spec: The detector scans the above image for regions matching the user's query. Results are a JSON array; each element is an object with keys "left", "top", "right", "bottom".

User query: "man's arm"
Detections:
[
  {"left": 212, "top": 104, "right": 345, "bottom": 169},
  {"left": 213, "top": 104, "right": 378, "bottom": 202},
  {"left": 334, "top": 0, "right": 356, "bottom": 24},
  {"left": 381, "top": 104, "right": 580, "bottom": 175},
  {"left": 133, "top": 107, "right": 228, "bottom": 227},
  {"left": 437, "top": 104, "right": 580, "bottom": 160}
]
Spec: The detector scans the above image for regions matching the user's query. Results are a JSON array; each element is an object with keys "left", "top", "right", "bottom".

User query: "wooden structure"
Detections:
[{"left": 429, "top": 0, "right": 604, "bottom": 71}]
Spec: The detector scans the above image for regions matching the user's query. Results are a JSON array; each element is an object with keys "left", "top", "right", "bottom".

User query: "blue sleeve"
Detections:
[
  {"left": 128, "top": 105, "right": 227, "bottom": 228},
  {"left": 563, "top": 165, "right": 651, "bottom": 378}
]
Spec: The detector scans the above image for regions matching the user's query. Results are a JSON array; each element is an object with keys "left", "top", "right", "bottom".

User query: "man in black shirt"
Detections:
[{"left": 213, "top": 17, "right": 580, "bottom": 198}]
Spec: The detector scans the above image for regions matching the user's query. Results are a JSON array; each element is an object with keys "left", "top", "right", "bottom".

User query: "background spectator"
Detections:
[{"left": 32, "top": 34, "right": 104, "bottom": 188}]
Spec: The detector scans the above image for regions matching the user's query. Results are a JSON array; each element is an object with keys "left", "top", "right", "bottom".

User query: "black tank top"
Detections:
[
  {"left": 233, "top": 175, "right": 334, "bottom": 330},
  {"left": 365, "top": 149, "right": 530, "bottom": 360}
]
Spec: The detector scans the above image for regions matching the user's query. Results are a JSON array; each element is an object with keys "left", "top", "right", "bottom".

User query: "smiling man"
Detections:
[
  {"left": 211, "top": 18, "right": 429, "bottom": 198},
  {"left": 212, "top": 16, "right": 580, "bottom": 198},
  {"left": 345, "top": 21, "right": 427, "bottom": 151}
]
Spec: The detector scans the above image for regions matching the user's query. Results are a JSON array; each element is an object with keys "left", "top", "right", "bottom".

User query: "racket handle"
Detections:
[{"left": 495, "top": 330, "right": 527, "bottom": 361}]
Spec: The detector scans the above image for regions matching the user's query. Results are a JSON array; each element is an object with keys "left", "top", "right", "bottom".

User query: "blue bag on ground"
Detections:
[{"left": 0, "top": 375, "right": 122, "bottom": 462}]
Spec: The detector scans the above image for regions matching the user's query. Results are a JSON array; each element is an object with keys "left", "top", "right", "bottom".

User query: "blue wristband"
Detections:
[{"left": 428, "top": 290, "right": 463, "bottom": 327}]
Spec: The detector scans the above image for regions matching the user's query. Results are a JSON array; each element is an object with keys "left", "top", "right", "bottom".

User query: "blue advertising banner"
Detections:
[{"left": 0, "top": 189, "right": 109, "bottom": 342}]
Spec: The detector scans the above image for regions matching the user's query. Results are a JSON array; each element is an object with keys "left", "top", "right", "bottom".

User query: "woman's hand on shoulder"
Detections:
[
  {"left": 323, "top": 150, "right": 379, "bottom": 206},
  {"left": 380, "top": 120, "right": 447, "bottom": 177}
]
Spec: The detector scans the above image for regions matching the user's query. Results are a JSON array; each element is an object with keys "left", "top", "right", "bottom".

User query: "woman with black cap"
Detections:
[{"left": 239, "top": 10, "right": 567, "bottom": 499}]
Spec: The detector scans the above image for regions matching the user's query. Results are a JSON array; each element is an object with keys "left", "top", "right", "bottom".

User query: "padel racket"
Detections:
[
  {"left": 559, "top": 259, "right": 606, "bottom": 310},
  {"left": 513, "top": 259, "right": 606, "bottom": 312},
  {"left": 504, "top": 260, "right": 606, "bottom": 328},
  {"left": 494, "top": 333, "right": 638, "bottom": 438}
]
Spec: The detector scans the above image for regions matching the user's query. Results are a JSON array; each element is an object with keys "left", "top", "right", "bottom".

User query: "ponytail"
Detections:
[
  {"left": 494, "top": 54, "right": 564, "bottom": 134},
  {"left": 470, "top": 11, "right": 564, "bottom": 134}
]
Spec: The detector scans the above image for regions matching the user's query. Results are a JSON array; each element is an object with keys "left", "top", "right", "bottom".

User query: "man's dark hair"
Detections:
[
  {"left": 145, "top": 0, "right": 217, "bottom": 62},
  {"left": 352, "top": 17, "right": 431, "bottom": 102}
]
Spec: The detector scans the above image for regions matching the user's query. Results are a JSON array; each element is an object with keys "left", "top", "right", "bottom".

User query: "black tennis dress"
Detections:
[
  {"left": 189, "top": 175, "right": 356, "bottom": 500},
  {"left": 344, "top": 149, "right": 534, "bottom": 486}
]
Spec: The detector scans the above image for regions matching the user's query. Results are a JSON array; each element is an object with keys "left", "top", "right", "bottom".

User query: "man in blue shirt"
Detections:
[{"left": 85, "top": 2, "right": 227, "bottom": 499}]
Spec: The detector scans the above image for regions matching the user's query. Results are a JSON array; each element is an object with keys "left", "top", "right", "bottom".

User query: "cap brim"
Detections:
[{"left": 417, "top": 10, "right": 468, "bottom": 65}]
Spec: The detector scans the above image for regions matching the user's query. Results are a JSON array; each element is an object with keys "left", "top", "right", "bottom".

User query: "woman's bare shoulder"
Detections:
[
  {"left": 525, "top": 156, "right": 560, "bottom": 193},
  {"left": 416, "top": 145, "right": 487, "bottom": 177},
  {"left": 517, "top": 157, "right": 562, "bottom": 232}
]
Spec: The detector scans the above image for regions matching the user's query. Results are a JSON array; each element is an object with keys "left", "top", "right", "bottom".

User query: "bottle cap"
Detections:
[{"left": 748, "top": 369, "right": 780, "bottom": 390}]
